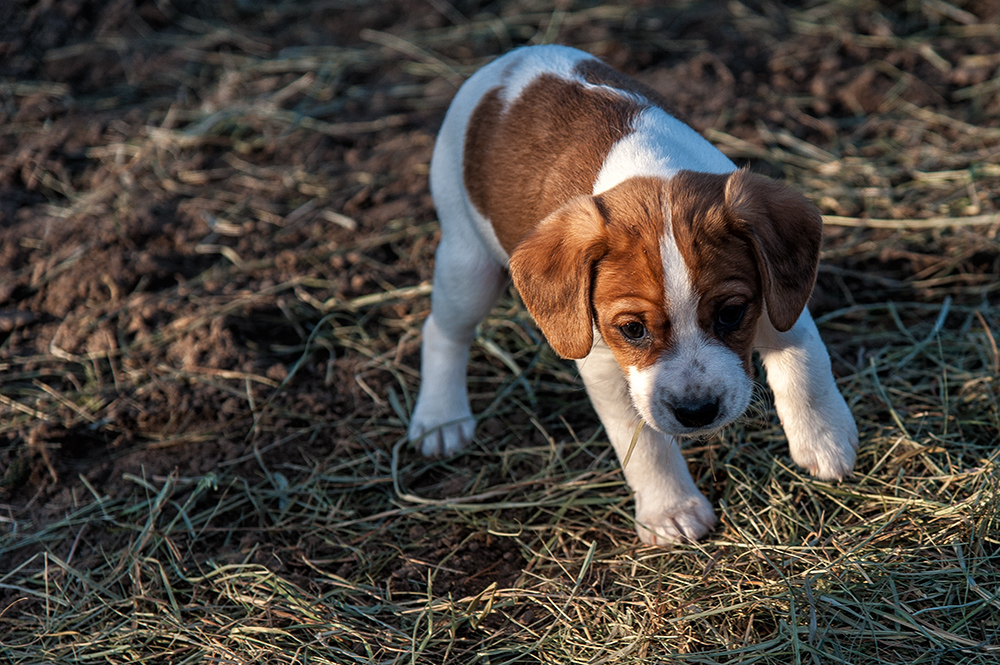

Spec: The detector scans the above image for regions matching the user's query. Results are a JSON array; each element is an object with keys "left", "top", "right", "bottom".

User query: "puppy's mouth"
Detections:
[
  {"left": 659, "top": 421, "right": 730, "bottom": 440},
  {"left": 644, "top": 407, "right": 742, "bottom": 439}
]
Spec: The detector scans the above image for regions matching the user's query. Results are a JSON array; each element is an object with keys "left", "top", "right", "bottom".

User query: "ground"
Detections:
[{"left": 1, "top": 1, "right": 1000, "bottom": 663}]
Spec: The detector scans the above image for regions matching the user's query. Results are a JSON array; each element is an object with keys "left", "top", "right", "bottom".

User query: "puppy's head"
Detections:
[{"left": 509, "top": 169, "right": 822, "bottom": 436}]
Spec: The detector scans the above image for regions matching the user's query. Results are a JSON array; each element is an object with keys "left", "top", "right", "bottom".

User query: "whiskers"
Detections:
[{"left": 740, "top": 381, "right": 774, "bottom": 428}]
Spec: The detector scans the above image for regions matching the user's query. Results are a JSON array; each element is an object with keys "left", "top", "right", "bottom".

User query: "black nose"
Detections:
[{"left": 672, "top": 398, "right": 720, "bottom": 429}]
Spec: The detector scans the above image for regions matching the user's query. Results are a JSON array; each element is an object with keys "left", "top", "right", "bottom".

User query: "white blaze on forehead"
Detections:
[{"left": 659, "top": 209, "right": 701, "bottom": 346}]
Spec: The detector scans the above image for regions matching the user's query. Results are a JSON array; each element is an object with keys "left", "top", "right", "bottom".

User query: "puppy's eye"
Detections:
[
  {"left": 717, "top": 304, "right": 747, "bottom": 329},
  {"left": 619, "top": 322, "right": 647, "bottom": 342}
]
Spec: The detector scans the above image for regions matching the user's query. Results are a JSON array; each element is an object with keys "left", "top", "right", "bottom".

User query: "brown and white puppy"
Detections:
[{"left": 409, "top": 45, "right": 858, "bottom": 545}]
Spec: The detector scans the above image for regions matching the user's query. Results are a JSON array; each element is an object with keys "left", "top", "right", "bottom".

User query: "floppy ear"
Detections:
[
  {"left": 725, "top": 169, "right": 823, "bottom": 332},
  {"left": 508, "top": 196, "right": 607, "bottom": 359}
]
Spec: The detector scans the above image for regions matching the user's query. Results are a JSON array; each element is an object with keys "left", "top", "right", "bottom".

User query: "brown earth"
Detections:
[{"left": 2, "top": 0, "right": 999, "bottom": 600}]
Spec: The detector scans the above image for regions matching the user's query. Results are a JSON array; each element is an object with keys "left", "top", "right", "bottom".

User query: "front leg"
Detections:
[
  {"left": 756, "top": 310, "right": 859, "bottom": 479},
  {"left": 409, "top": 233, "right": 508, "bottom": 457},
  {"left": 577, "top": 343, "right": 716, "bottom": 545}
]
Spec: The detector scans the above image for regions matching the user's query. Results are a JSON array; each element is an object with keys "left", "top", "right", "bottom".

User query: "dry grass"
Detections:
[{"left": 2, "top": 1, "right": 1000, "bottom": 663}]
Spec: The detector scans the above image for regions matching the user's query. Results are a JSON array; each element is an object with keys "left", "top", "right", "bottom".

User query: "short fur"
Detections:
[{"left": 409, "top": 45, "right": 858, "bottom": 545}]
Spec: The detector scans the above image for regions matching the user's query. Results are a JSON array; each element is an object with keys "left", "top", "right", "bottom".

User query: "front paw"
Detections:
[
  {"left": 786, "top": 399, "right": 859, "bottom": 480},
  {"left": 408, "top": 403, "right": 475, "bottom": 457},
  {"left": 634, "top": 493, "right": 717, "bottom": 545}
]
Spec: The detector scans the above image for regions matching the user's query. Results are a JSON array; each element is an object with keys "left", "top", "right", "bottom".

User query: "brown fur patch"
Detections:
[
  {"left": 507, "top": 196, "right": 608, "bottom": 359},
  {"left": 463, "top": 73, "right": 641, "bottom": 254},
  {"left": 509, "top": 177, "right": 669, "bottom": 361},
  {"left": 589, "top": 178, "right": 672, "bottom": 369},
  {"left": 723, "top": 169, "right": 823, "bottom": 331}
]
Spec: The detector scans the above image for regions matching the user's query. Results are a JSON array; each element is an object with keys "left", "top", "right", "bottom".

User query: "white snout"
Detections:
[{"left": 627, "top": 343, "right": 751, "bottom": 436}]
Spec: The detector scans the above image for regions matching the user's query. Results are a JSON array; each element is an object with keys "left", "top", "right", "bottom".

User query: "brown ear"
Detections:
[
  {"left": 725, "top": 169, "right": 822, "bottom": 332},
  {"left": 508, "top": 196, "right": 607, "bottom": 359}
]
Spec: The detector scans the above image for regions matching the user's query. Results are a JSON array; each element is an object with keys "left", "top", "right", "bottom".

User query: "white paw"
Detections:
[
  {"left": 408, "top": 403, "right": 475, "bottom": 457},
  {"left": 786, "top": 398, "right": 859, "bottom": 480},
  {"left": 634, "top": 493, "right": 717, "bottom": 545}
]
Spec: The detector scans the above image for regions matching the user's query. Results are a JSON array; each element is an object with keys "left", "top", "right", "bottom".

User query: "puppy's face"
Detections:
[
  {"left": 589, "top": 174, "right": 762, "bottom": 435},
  {"left": 510, "top": 170, "right": 822, "bottom": 436}
]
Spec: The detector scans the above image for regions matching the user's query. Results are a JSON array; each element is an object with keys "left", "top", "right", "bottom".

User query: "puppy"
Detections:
[{"left": 409, "top": 45, "right": 858, "bottom": 545}]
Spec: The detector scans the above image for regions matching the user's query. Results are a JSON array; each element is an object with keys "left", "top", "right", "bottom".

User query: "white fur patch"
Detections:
[
  {"left": 495, "top": 44, "right": 652, "bottom": 109},
  {"left": 755, "top": 311, "right": 859, "bottom": 479},
  {"left": 593, "top": 107, "right": 736, "bottom": 195},
  {"left": 495, "top": 45, "right": 594, "bottom": 106},
  {"left": 660, "top": 220, "right": 701, "bottom": 344}
]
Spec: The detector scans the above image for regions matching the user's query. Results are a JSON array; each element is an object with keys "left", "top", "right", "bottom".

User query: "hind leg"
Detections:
[{"left": 409, "top": 234, "right": 507, "bottom": 456}]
